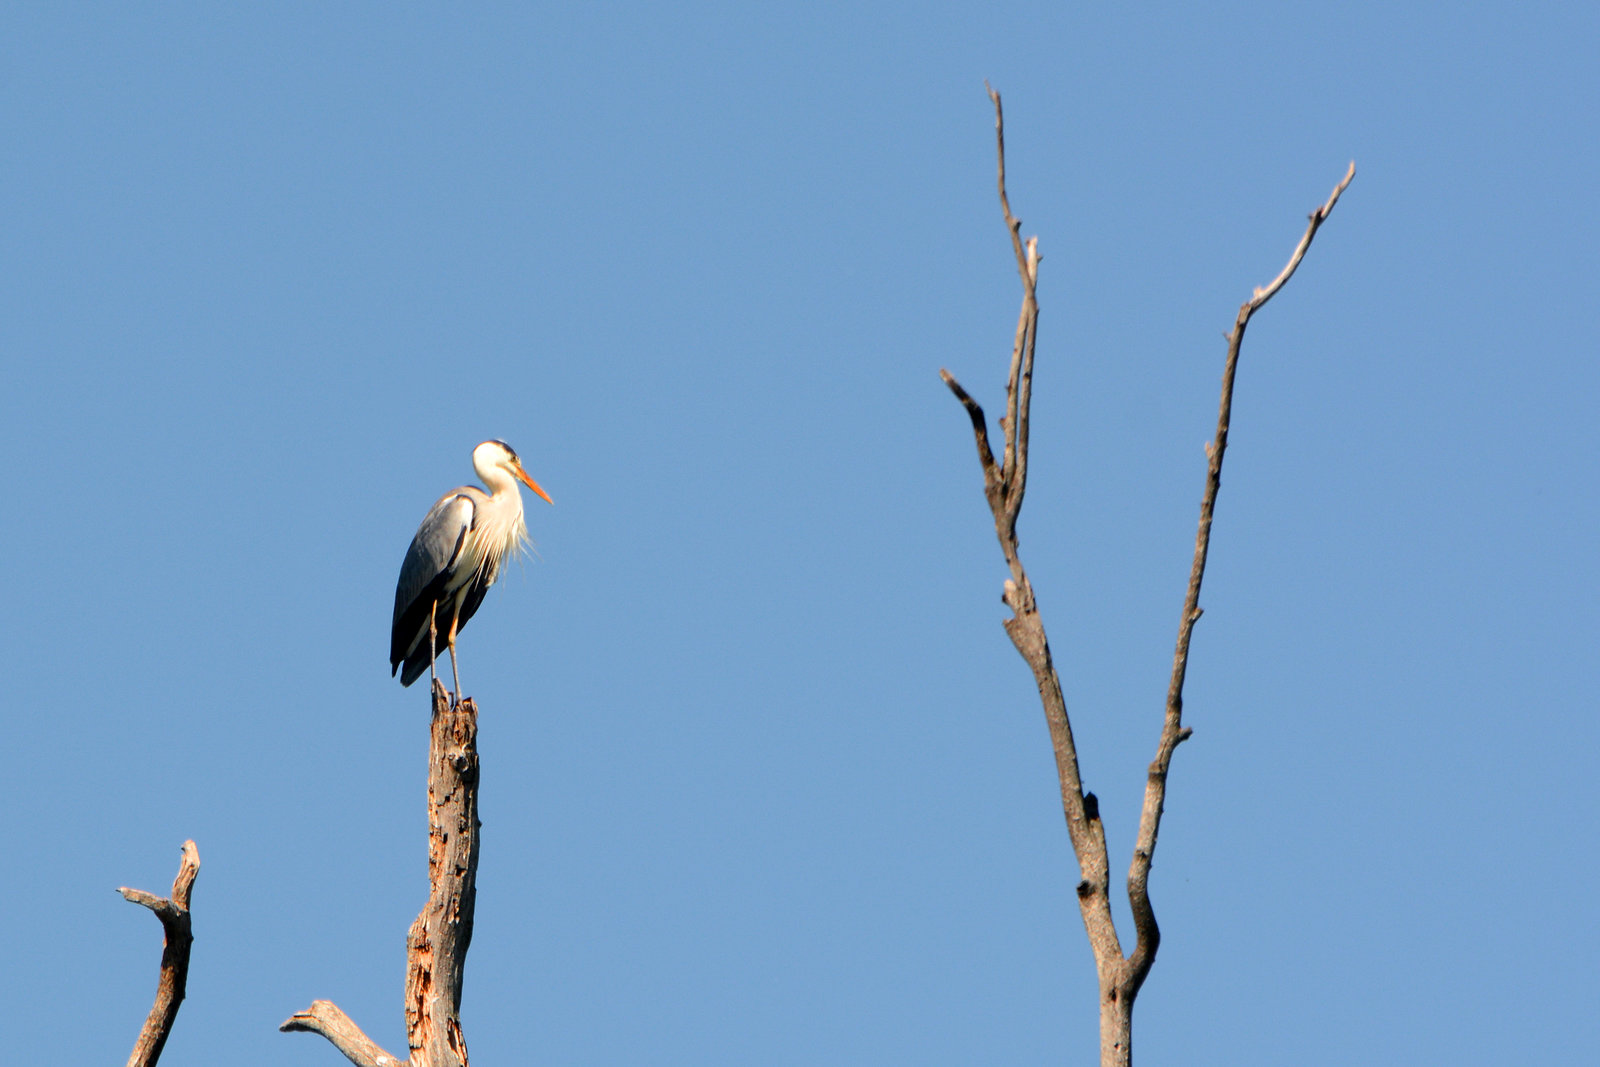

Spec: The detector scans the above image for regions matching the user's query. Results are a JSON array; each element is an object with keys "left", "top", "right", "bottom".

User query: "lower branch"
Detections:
[
  {"left": 280, "top": 1001, "right": 404, "bottom": 1067},
  {"left": 283, "top": 683, "right": 482, "bottom": 1067},
  {"left": 120, "top": 839, "right": 200, "bottom": 1067}
]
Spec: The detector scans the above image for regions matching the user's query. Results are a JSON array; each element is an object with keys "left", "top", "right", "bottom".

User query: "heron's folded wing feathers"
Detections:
[{"left": 390, "top": 493, "right": 475, "bottom": 671}]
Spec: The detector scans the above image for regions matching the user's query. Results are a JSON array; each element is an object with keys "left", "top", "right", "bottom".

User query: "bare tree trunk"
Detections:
[
  {"left": 1099, "top": 984, "right": 1132, "bottom": 1067},
  {"left": 283, "top": 682, "right": 481, "bottom": 1067},
  {"left": 405, "top": 682, "right": 481, "bottom": 1067},
  {"left": 120, "top": 840, "right": 201, "bottom": 1067},
  {"left": 942, "top": 86, "right": 1352, "bottom": 1065}
]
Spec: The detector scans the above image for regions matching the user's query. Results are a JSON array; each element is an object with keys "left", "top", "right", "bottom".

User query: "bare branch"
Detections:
[
  {"left": 984, "top": 83, "right": 1039, "bottom": 505},
  {"left": 1124, "top": 161, "right": 1356, "bottom": 992},
  {"left": 285, "top": 682, "right": 481, "bottom": 1067},
  {"left": 1249, "top": 162, "right": 1355, "bottom": 311},
  {"left": 938, "top": 368, "right": 1000, "bottom": 507},
  {"left": 120, "top": 840, "right": 200, "bottom": 1067},
  {"left": 280, "top": 1001, "right": 405, "bottom": 1067},
  {"left": 946, "top": 87, "right": 1125, "bottom": 1061},
  {"left": 984, "top": 82, "right": 1030, "bottom": 287}
]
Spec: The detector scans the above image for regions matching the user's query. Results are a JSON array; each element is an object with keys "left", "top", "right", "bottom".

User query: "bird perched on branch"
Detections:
[{"left": 391, "top": 440, "right": 552, "bottom": 698}]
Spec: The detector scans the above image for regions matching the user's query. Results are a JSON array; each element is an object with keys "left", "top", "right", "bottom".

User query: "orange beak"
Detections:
[{"left": 514, "top": 463, "right": 553, "bottom": 505}]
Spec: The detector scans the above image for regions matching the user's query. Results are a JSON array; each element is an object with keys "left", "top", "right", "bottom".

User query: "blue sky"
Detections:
[{"left": 3, "top": 3, "right": 1596, "bottom": 1064}]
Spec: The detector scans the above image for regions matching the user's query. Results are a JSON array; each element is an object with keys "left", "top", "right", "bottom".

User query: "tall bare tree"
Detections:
[
  {"left": 283, "top": 682, "right": 482, "bottom": 1067},
  {"left": 942, "top": 87, "right": 1353, "bottom": 1067}
]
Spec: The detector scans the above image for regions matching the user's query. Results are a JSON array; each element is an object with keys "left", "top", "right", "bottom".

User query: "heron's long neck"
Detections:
[
  {"left": 479, "top": 465, "right": 522, "bottom": 507},
  {"left": 475, "top": 467, "right": 530, "bottom": 568}
]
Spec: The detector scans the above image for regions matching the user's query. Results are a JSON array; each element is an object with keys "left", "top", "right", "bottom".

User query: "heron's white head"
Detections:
[
  {"left": 472, "top": 440, "right": 553, "bottom": 506},
  {"left": 464, "top": 440, "right": 552, "bottom": 578}
]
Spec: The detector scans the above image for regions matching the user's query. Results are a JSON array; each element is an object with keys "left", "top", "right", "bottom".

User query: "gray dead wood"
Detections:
[
  {"left": 942, "top": 86, "right": 1353, "bottom": 1067},
  {"left": 120, "top": 839, "right": 201, "bottom": 1067},
  {"left": 283, "top": 681, "right": 481, "bottom": 1067}
]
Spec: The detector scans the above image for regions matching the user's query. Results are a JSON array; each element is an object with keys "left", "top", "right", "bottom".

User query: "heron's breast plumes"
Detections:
[{"left": 466, "top": 494, "right": 531, "bottom": 590}]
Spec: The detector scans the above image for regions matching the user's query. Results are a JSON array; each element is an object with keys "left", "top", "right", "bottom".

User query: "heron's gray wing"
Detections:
[{"left": 390, "top": 492, "right": 475, "bottom": 677}]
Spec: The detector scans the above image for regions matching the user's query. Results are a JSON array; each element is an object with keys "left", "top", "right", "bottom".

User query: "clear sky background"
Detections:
[{"left": 3, "top": 4, "right": 1595, "bottom": 1065}]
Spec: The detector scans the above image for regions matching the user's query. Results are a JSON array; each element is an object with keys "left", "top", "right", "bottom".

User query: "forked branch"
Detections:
[
  {"left": 120, "top": 839, "right": 201, "bottom": 1067},
  {"left": 943, "top": 85, "right": 1353, "bottom": 1067},
  {"left": 283, "top": 682, "right": 482, "bottom": 1067}
]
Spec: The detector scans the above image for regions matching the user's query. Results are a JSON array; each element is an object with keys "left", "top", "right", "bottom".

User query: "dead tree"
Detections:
[
  {"left": 120, "top": 839, "right": 201, "bottom": 1067},
  {"left": 941, "top": 87, "right": 1353, "bottom": 1067},
  {"left": 283, "top": 681, "right": 482, "bottom": 1067}
]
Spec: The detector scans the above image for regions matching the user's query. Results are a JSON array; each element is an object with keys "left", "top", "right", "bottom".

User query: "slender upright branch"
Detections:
[
  {"left": 283, "top": 683, "right": 482, "bottom": 1067},
  {"left": 120, "top": 839, "right": 200, "bottom": 1067},
  {"left": 941, "top": 87, "right": 1126, "bottom": 1064},
  {"left": 984, "top": 82, "right": 1040, "bottom": 514},
  {"left": 943, "top": 86, "right": 1353, "bottom": 1067},
  {"left": 1124, "top": 161, "right": 1355, "bottom": 991}
]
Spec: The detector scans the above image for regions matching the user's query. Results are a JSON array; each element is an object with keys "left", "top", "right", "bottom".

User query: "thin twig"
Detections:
[
  {"left": 939, "top": 369, "right": 1000, "bottom": 505},
  {"left": 120, "top": 840, "right": 200, "bottom": 1067},
  {"left": 1250, "top": 162, "right": 1355, "bottom": 310},
  {"left": 985, "top": 82, "right": 1029, "bottom": 275},
  {"left": 1123, "top": 161, "right": 1356, "bottom": 991},
  {"left": 1008, "top": 234, "right": 1040, "bottom": 522},
  {"left": 986, "top": 82, "right": 1032, "bottom": 497}
]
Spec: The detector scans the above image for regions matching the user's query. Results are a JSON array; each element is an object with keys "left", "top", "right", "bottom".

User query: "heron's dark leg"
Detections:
[
  {"left": 428, "top": 601, "right": 439, "bottom": 686},
  {"left": 446, "top": 605, "right": 463, "bottom": 702}
]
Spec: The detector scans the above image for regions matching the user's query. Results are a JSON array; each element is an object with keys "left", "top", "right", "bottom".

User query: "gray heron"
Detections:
[{"left": 390, "top": 439, "right": 553, "bottom": 698}]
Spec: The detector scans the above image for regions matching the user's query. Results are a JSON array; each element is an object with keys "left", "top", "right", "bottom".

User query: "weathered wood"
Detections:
[
  {"left": 942, "top": 87, "right": 1352, "bottom": 1066},
  {"left": 1124, "top": 159, "right": 1357, "bottom": 1005},
  {"left": 280, "top": 1000, "right": 404, "bottom": 1067},
  {"left": 405, "top": 682, "right": 481, "bottom": 1067},
  {"left": 283, "top": 682, "right": 481, "bottom": 1067},
  {"left": 120, "top": 839, "right": 200, "bottom": 1067}
]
